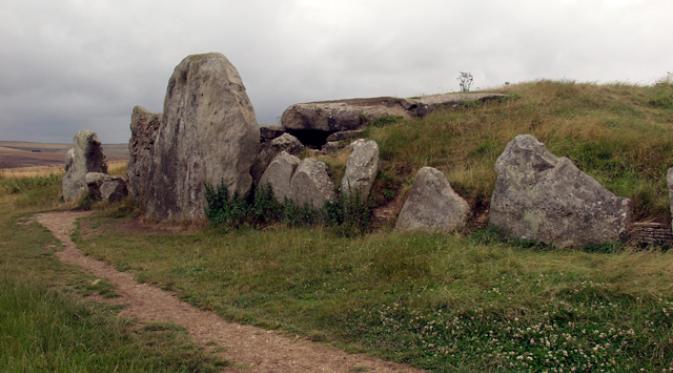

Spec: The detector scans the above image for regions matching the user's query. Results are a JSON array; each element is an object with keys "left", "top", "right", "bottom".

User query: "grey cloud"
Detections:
[{"left": 1, "top": 0, "right": 672, "bottom": 143}]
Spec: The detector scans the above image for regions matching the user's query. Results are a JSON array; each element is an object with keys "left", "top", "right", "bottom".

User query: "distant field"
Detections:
[{"left": 0, "top": 141, "right": 128, "bottom": 169}]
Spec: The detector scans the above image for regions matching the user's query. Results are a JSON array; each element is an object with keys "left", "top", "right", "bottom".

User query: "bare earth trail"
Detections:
[{"left": 36, "top": 211, "right": 421, "bottom": 373}]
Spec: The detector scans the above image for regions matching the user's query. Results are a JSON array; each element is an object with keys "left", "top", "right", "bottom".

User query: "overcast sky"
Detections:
[{"left": 1, "top": 0, "right": 672, "bottom": 144}]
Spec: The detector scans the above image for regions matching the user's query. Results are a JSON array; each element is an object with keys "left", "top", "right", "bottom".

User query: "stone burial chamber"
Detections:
[{"left": 280, "top": 93, "right": 506, "bottom": 149}]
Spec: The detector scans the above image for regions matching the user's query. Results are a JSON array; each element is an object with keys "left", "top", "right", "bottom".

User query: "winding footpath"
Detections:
[{"left": 36, "top": 211, "right": 421, "bottom": 373}]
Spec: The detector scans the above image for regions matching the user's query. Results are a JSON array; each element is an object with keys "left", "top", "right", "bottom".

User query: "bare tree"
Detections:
[{"left": 457, "top": 72, "right": 474, "bottom": 92}]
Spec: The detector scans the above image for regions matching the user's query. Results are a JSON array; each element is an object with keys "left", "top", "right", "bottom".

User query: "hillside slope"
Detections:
[{"left": 366, "top": 81, "right": 673, "bottom": 223}]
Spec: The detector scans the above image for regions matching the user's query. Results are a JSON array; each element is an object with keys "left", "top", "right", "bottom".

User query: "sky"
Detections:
[{"left": 1, "top": 0, "right": 672, "bottom": 144}]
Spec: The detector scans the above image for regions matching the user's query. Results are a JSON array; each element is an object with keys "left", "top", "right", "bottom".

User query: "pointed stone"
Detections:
[
  {"left": 489, "top": 134, "right": 631, "bottom": 248},
  {"left": 395, "top": 167, "right": 469, "bottom": 233},
  {"left": 144, "top": 53, "right": 259, "bottom": 221}
]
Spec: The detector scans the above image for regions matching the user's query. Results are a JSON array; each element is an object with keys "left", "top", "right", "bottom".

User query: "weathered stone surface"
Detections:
[
  {"left": 326, "top": 129, "right": 366, "bottom": 143},
  {"left": 100, "top": 178, "right": 128, "bottom": 203},
  {"left": 489, "top": 134, "right": 631, "bottom": 248},
  {"left": 282, "top": 97, "right": 411, "bottom": 133},
  {"left": 85, "top": 172, "right": 128, "bottom": 203},
  {"left": 321, "top": 141, "right": 348, "bottom": 154},
  {"left": 289, "top": 158, "right": 336, "bottom": 208},
  {"left": 406, "top": 92, "right": 506, "bottom": 116},
  {"left": 395, "top": 167, "right": 469, "bottom": 232},
  {"left": 251, "top": 133, "right": 305, "bottom": 184},
  {"left": 127, "top": 106, "right": 161, "bottom": 203},
  {"left": 259, "top": 124, "right": 285, "bottom": 142},
  {"left": 144, "top": 53, "right": 259, "bottom": 221},
  {"left": 280, "top": 93, "right": 506, "bottom": 148},
  {"left": 259, "top": 151, "right": 301, "bottom": 202},
  {"left": 628, "top": 222, "right": 673, "bottom": 247},
  {"left": 62, "top": 130, "right": 108, "bottom": 203},
  {"left": 668, "top": 167, "right": 673, "bottom": 231},
  {"left": 341, "top": 139, "right": 379, "bottom": 200}
]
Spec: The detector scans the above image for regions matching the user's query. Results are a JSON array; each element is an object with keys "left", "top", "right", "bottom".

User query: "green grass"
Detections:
[
  {"left": 4, "top": 80, "right": 673, "bottom": 372},
  {"left": 0, "top": 175, "right": 224, "bottom": 372},
  {"left": 77, "top": 212, "right": 673, "bottom": 371},
  {"left": 0, "top": 279, "right": 221, "bottom": 372},
  {"left": 367, "top": 81, "right": 673, "bottom": 221}
]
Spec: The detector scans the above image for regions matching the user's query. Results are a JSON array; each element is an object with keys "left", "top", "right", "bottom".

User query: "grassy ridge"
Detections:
[
  {"left": 0, "top": 175, "right": 223, "bottom": 372},
  {"left": 368, "top": 81, "right": 673, "bottom": 221},
  {"left": 72, "top": 80, "right": 673, "bottom": 371}
]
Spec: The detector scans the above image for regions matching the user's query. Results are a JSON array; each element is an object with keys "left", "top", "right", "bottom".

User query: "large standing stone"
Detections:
[
  {"left": 144, "top": 53, "right": 260, "bottom": 221},
  {"left": 259, "top": 151, "right": 301, "bottom": 202},
  {"left": 289, "top": 158, "right": 336, "bottom": 208},
  {"left": 62, "top": 130, "right": 108, "bottom": 203},
  {"left": 395, "top": 167, "right": 469, "bottom": 233},
  {"left": 127, "top": 106, "right": 161, "bottom": 203},
  {"left": 489, "top": 134, "right": 632, "bottom": 248},
  {"left": 251, "top": 133, "right": 305, "bottom": 184},
  {"left": 341, "top": 139, "right": 379, "bottom": 200}
]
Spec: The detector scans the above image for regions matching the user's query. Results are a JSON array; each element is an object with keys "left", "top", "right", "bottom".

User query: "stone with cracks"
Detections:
[
  {"left": 341, "top": 139, "right": 379, "bottom": 200},
  {"left": 144, "top": 53, "right": 259, "bottom": 221},
  {"left": 395, "top": 167, "right": 469, "bottom": 233},
  {"left": 281, "top": 97, "right": 412, "bottom": 134},
  {"left": 62, "top": 130, "right": 108, "bottom": 203},
  {"left": 251, "top": 133, "right": 305, "bottom": 184},
  {"left": 85, "top": 172, "right": 128, "bottom": 203},
  {"left": 127, "top": 106, "right": 161, "bottom": 203},
  {"left": 489, "top": 134, "right": 632, "bottom": 248},
  {"left": 280, "top": 93, "right": 506, "bottom": 148},
  {"left": 289, "top": 158, "right": 336, "bottom": 209},
  {"left": 259, "top": 151, "right": 301, "bottom": 202}
]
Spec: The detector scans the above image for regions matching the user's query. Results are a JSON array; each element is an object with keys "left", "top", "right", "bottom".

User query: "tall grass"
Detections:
[
  {"left": 204, "top": 182, "right": 371, "bottom": 236},
  {"left": 0, "top": 174, "right": 223, "bottom": 372},
  {"left": 0, "top": 279, "right": 222, "bottom": 372}
]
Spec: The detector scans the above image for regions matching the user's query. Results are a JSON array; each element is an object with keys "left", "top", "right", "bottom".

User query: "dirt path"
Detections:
[{"left": 36, "top": 211, "right": 421, "bottom": 373}]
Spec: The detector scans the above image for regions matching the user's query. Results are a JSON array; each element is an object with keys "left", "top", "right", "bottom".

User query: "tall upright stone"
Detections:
[
  {"left": 341, "top": 139, "right": 379, "bottom": 200},
  {"left": 62, "top": 130, "right": 107, "bottom": 203},
  {"left": 127, "top": 106, "right": 161, "bottom": 203},
  {"left": 489, "top": 134, "right": 632, "bottom": 248},
  {"left": 144, "top": 53, "right": 260, "bottom": 221}
]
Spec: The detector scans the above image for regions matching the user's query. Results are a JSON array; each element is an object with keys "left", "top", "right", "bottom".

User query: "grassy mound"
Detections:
[{"left": 367, "top": 80, "right": 673, "bottom": 222}]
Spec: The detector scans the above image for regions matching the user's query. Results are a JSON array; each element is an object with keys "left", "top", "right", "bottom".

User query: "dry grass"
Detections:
[
  {"left": 0, "top": 160, "right": 128, "bottom": 179},
  {"left": 314, "top": 147, "right": 352, "bottom": 186},
  {"left": 107, "top": 160, "right": 128, "bottom": 177}
]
